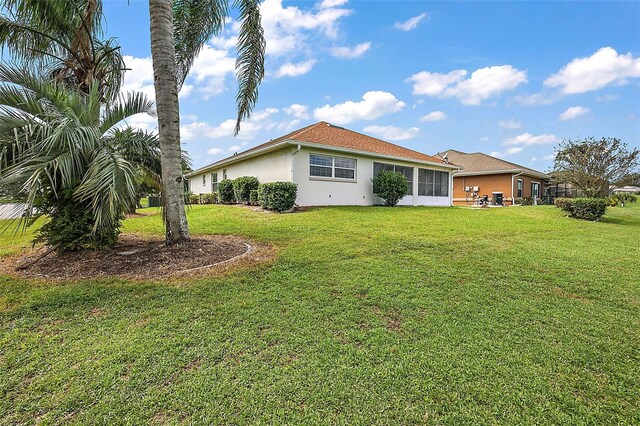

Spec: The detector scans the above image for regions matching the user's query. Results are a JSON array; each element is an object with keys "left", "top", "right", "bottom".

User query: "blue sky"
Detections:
[{"left": 103, "top": 0, "right": 640, "bottom": 170}]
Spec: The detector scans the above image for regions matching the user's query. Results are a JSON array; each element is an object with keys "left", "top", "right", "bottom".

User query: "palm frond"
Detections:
[
  {"left": 172, "top": 0, "right": 228, "bottom": 89},
  {"left": 233, "top": 0, "right": 265, "bottom": 136},
  {"left": 101, "top": 91, "right": 156, "bottom": 135}
]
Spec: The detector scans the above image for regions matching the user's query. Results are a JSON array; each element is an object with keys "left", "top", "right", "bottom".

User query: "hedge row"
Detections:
[
  {"left": 554, "top": 197, "right": 608, "bottom": 221},
  {"left": 189, "top": 176, "right": 298, "bottom": 211}
]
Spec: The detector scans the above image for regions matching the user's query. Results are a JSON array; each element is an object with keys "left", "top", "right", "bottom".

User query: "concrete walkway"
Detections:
[{"left": 0, "top": 203, "right": 26, "bottom": 220}]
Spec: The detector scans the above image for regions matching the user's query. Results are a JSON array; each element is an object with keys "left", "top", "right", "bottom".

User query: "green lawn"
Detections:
[{"left": 1, "top": 204, "right": 639, "bottom": 424}]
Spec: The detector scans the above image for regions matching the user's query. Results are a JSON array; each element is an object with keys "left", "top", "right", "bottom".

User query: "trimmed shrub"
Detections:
[
  {"left": 249, "top": 189, "right": 259, "bottom": 205},
  {"left": 187, "top": 192, "right": 199, "bottom": 205},
  {"left": 201, "top": 193, "right": 217, "bottom": 204},
  {"left": 258, "top": 182, "right": 297, "bottom": 211},
  {"left": 555, "top": 197, "right": 608, "bottom": 221},
  {"left": 515, "top": 197, "right": 532, "bottom": 206},
  {"left": 218, "top": 179, "right": 235, "bottom": 204},
  {"left": 372, "top": 171, "right": 408, "bottom": 207},
  {"left": 612, "top": 192, "right": 637, "bottom": 205},
  {"left": 232, "top": 176, "right": 260, "bottom": 204},
  {"left": 606, "top": 197, "right": 619, "bottom": 207}
]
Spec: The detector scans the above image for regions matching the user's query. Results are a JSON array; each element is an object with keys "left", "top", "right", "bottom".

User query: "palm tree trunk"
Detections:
[{"left": 148, "top": 0, "right": 189, "bottom": 245}]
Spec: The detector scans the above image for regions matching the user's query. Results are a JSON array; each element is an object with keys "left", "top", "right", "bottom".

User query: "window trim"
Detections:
[
  {"left": 373, "top": 162, "right": 415, "bottom": 196},
  {"left": 531, "top": 181, "right": 541, "bottom": 198},
  {"left": 517, "top": 178, "right": 523, "bottom": 198},
  {"left": 309, "top": 153, "right": 357, "bottom": 182},
  {"left": 417, "top": 168, "right": 449, "bottom": 197},
  {"left": 211, "top": 172, "right": 218, "bottom": 193}
]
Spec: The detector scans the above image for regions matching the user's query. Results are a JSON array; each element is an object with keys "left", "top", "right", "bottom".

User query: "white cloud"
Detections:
[
  {"left": 363, "top": 125, "right": 420, "bottom": 141},
  {"left": 181, "top": 108, "right": 279, "bottom": 141},
  {"left": 479, "top": 136, "right": 489, "bottom": 142},
  {"left": 490, "top": 147, "right": 523, "bottom": 158},
  {"left": 228, "top": 145, "right": 241, "bottom": 152},
  {"left": 317, "top": 0, "right": 348, "bottom": 9},
  {"left": 543, "top": 154, "right": 555, "bottom": 161},
  {"left": 504, "top": 132, "right": 558, "bottom": 146},
  {"left": 313, "top": 91, "right": 406, "bottom": 124},
  {"left": 260, "top": 0, "right": 352, "bottom": 56},
  {"left": 207, "top": 147, "right": 223, "bottom": 155},
  {"left": 559, "top": 106, "right": 591, "bottom": 121},
  {"left": 122, "top": 55, "right": 156, "bottom": 100},
  {"left": 544, "top": 47, "right": 640, "bottom": 94},
  {"left": 394, "top": 13, "right": 428, "bottom": 31},
  {"left": 284, "top": 104, "right": 309, "bottom": 119},
  {"left": 531, "top": 157, "right": 537, "bottom": 162},
  {"left": 407, "top": 65, "right": 527, "bottom": 105},
  {"left": 330, "top": 42, "right": 371, "bottom": 59},
  {"left": 274, "top": 60, "right": 316, "bottom": 78},
  {"left": 189, "top": 44, "right": 237, "bottom": 97},
  {"left": 121, "top": 113, "right": 157, "bottom": 132},
  {"left": 596, "top": 94, "right": 618, "bottom": 102},
  {"left": 420, "top": 111, "right": 447, "bottom": 122},
  {"left": 512, "top": 91, "right": 561, "bottom": 106},
  {"left": 498, "top": 119, "right": 521, "bottom": 129}
]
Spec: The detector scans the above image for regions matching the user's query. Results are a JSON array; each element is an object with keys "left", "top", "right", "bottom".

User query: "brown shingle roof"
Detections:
[
  {"left": 438, "top": 149, "right": 549, "bottom": 177},
  {"left": 216, "top": 121, "right": 448, "bottom": 165}
]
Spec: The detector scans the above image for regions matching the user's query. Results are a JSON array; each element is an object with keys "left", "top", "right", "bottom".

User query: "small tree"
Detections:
[
  {"left": 552, "top": 137, "right": 639, "bottom": 197},
  {"left": 372, "top": 171, "right": 408, "bottom": 206}
]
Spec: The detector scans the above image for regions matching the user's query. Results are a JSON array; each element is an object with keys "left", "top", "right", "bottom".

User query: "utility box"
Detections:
[{"left": 148, "top": 196, "right": 160, "bottom": 207}]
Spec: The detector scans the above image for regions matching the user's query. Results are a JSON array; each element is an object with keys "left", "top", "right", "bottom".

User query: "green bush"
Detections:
[
  {"left": 201, "top": 193, "right": 217, "bottom": 204},
  {"left": 257, "top": 182, "right": 297, "bottom": 211},
  {"left": 218, "top": 179, "right": 235, "bottom": 204},
  {"left": 187, "top": 193, "right": 199, "bottom": 205},
  {"left": 612, "top": 192, "right": 637, "bottom": 205},
  {"left": 606, "top": 197, "right": 619, "bottom": 207},
  {"left": 232, "top": 176, "right": 260, "bottom": 204},
  {"left": 372, "top": 171, "right": 408, "bottom": 207},
  {"left": 554, "top": 197, "right": 608, "bottom": 221},
  {"left": 515, "top": 197, "right": 532, "bottom": 206},
  {"left": 249, "top": 189, "right": 259, "bottom": 205}
]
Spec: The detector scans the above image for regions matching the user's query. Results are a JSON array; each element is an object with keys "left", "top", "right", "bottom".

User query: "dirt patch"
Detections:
[
  {"left": 372, "top": 305, "right": 403, "bottom": 332},
  {"left": 0, "top": 233, "right": 273, "bottom": 281}
]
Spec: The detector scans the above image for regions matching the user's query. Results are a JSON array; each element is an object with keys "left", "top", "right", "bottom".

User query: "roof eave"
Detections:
[
  {"left": 290, "top": 140, "right": 461, "bottom": 169},
  {"left": 454, "top": 169, "right": 550, "bottom": 179}
]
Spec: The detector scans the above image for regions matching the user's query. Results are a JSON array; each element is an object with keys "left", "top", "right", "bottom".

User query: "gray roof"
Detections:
[{"left": 437, "top": 149, "right": 550, "bottom": 178}]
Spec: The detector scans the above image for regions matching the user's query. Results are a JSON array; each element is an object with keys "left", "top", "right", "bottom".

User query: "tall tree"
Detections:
[
  {"left": 553, "top": 137, "right": 639, "bottom": 197},
  {"left": 0, "top": 0, "right": 126, "bottom": 101},
  {"left": 148, "top": 0, "right": 265, "bottom": 245}
]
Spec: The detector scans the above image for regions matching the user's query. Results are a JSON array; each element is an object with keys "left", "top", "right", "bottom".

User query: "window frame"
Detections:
[
  {"left": 211, "top": 172, "right": 218, "bottom": 193},
  {"left": 309, "top": 153, "right": 357, "bottom": 182},
  {"left": 531, "top": 181, "right": 540, "bottom": 199},
  {"left": 373, "top": 162, "right": 415, "bottom": 196},
  {"left": 417, "top": 168, "right": 449, "bottom": 197},
  {"left": 517, "top": 178, "right": 523, "bottom": 198},
  {"left": 202, "top": 175, "right": 206, "bottom": 187}
]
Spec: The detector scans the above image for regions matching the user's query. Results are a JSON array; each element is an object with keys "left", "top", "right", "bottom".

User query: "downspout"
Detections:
[
  {"left": 511, "top": 171, "right": 524, "bottom": 205},
  {"left": 290, "top": 144, "right": 301, "bottom": 182}
]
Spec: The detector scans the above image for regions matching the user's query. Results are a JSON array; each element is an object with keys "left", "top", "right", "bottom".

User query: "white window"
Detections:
[
  {"left": 223, "top": 169, "right": 227, "bottom": 180},
  {"left": 211, "top": 173, "right": 218, "bottom": 192},
  {"left": 373, "top": 162, "right": 414, "bottom": 195},
  {"left": 417, "top": 169, "right": 449, "bottom": 196},
  {"left": 517, "top": 179, "right": 523, "bottom": 198},
  {"left": 202, "top": 175, "right": 206, "bottom": 186},
  {"left": 309, "top": 154, "right": 356, "bottom": 180}
]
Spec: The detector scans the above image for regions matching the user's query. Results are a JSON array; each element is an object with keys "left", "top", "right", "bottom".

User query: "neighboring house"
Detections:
[
  {"left": 436, "top": 150, "right": 550, "bottom": 206},
  {"left": 188, "top": 122, "right": 460, "bottom": 206},
  {"left": 612, "top": 185, "right": 640, "bottom": 194}
]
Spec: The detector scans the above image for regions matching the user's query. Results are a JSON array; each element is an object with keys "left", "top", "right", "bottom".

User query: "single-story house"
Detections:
[
  {"left": 436, "top": 150, "right": 550, "bottom": 206},
  {"left": 612, "top": 185, "right": 640, "bottom": 194},
  {"left": 187, "top": 121, "right": 460, "bottom": 206}
]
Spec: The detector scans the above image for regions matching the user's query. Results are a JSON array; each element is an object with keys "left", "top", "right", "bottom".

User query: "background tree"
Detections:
[
  {"left": 148, "top": 0, "right": 265, "bottom": 245},
  {"left": 552, "top": 137, "right": 639, "bottom": 197},
  {"left": 0, "top": 0, "right": 126, "bottom": 101},
  {"left": 0, "top": 64, "right": 159, "bottom": 252}
]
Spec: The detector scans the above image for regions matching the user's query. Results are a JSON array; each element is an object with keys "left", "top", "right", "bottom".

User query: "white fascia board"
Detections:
[
  {"left": 454, "top": 169, "right": 549, "bottom": 179},
  {"left": 188, "top": 139, "right": 460, "bottom": 177},
  {"left": 290, "top": 140, "right": 461, "bottom": 170}
]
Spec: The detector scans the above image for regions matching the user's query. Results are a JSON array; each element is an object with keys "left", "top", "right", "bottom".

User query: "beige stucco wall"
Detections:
[
  {"left": 189, "top": 148, "right": 293, "bottom": 195},
  {"left": 291, "top": 147, "right": 453, "bottom": 207}
]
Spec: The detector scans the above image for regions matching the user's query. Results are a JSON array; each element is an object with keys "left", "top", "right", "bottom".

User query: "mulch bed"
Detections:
[{"left": 0, "top": 234, "right": 272, "bottom": 281}]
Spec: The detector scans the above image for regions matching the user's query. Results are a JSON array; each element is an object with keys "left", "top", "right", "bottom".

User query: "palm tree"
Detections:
[
  {"left": 0, "top": 63, "right": 160, "bottom": 252},
  {"left": 149, "top": 0, "right": 265, "bottom": 245},
  {"left": 0, "top": 0, "right": 126, "bottom": 101}
]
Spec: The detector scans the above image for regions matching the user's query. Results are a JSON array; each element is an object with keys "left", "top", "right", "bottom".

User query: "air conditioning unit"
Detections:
[
  {"left": 464, "top": 186, "right": 471, "bottom": 192},
  {"left": 473, "top": 186, "right": 479, "bottom": 191}
]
